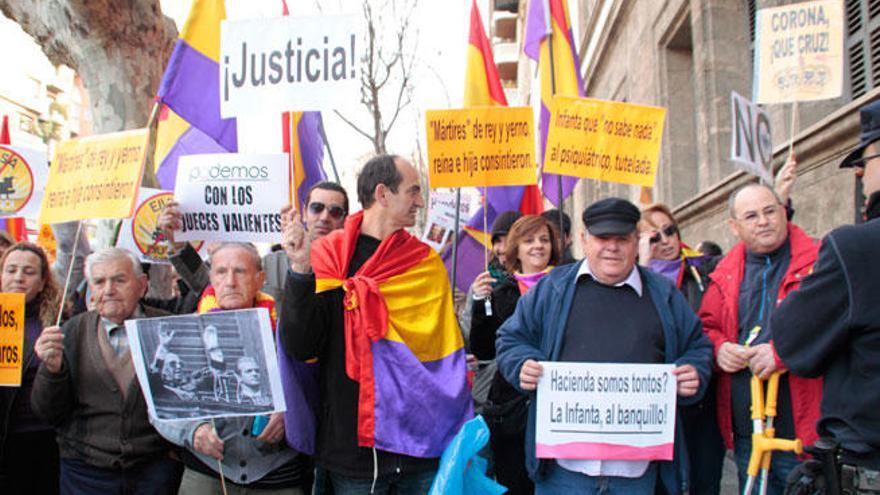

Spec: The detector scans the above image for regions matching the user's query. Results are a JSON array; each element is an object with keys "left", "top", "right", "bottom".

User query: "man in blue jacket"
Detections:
[{"left": 496, "top": 197, "right": 713, "bottom": 494}]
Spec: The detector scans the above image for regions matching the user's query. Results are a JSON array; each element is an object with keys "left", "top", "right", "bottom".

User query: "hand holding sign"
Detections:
[
  {"left": 35, "top": 325, "right": 64, "bottom": 374},
  {"left": 672, "top": 364, "right": 699, "bottom": 397},
  {"left": 774, "top": 153, "right": 798, "bottom": 205},
  {"left": 193, "top": 423, "right": 225, "bottom": 460},
  {"left": 281, "top": 206, "right": 310, "bottom": 273},
  {"left": 520, "top": 359, "right": 544, "bottom": 391}
]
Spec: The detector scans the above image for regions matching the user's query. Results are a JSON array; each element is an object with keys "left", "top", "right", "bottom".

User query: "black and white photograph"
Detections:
[{"left": 126, "top": 308, "right": 286, "bottom": 421}]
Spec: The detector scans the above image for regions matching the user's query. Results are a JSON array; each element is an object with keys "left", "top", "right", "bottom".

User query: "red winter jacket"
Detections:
[{"left": 698, "top": 223, "right": 823, "bottom": 450}]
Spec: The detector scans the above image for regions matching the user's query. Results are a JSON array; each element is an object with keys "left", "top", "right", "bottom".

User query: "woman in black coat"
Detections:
[{"left": 470, "top": 215, "right": 560, "bottom": 495}]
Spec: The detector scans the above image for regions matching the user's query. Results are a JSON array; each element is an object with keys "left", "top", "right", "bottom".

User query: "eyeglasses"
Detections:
[
  {"left": 308, "top": 202, "right": 346, "bottom": 219},
  {"left": 649, "top": 224, "right": 679, "bottom": 244},
  {"left": 850, "top": 153, "right": 880, "bottom": 168},
  {"left": 736, "top": 205, "right": 781, "bottom": 225}
]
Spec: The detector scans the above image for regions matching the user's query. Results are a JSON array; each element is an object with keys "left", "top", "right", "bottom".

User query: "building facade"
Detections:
[{"left": 498, "top": 0, "right": 876, "bottom": 252}]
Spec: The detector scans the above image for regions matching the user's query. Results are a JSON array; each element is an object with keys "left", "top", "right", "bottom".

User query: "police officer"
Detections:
[{"left": 772, "top": 100, "right": 880, "bottom": 494}]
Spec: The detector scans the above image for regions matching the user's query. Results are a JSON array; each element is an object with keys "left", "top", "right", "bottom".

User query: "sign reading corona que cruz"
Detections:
[
  {"left": 425, "top": 106, "right": 537, "bottom": 188},
  {"left": 754, "top": 0, "right": 844, "bottom": 103},
  {"left": 0, "top": 293, "right": 25, "bottom": 387},
  {"left": 543, "top": 96, "right": 666, "bottom": 187},
  {"left": 38, "top": 129, "right": 148, "bottom": 225}
]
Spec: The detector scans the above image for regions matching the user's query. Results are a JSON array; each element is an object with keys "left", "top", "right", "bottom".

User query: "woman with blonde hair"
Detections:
[{"left": 0, "top": 242, "right": 66, "bottom": 494}]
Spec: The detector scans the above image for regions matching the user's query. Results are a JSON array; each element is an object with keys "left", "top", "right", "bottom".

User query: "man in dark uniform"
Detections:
[{"left": 772, "top": 100, "right": 880, "bottom": 494}]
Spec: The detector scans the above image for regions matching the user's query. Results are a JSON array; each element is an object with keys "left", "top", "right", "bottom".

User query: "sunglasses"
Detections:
[
  {"left": 308, "top": 202, "right": 346, "bottom": 219},
  {"left": 649, "top": 224, "right": 679, "bottom": 244}
]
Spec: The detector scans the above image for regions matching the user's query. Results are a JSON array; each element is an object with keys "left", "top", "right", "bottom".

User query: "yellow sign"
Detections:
[
  {"left": 543, "top": 96, "right": 666, "bottom": 187},
  {"left": 755, "top": 0, "right": 844, "bottom": 104},
  {"left": 38, "top": 129, "right": 148, "bottom": 224},
  {"left": 425, "top": 107, "right": 537, "bottom": 188},
  {"left": 0, "top": 293, "right": 25, "bottom": 387},
  {"left": 0, "top": 147, "right": 34, "bottom": 214}
]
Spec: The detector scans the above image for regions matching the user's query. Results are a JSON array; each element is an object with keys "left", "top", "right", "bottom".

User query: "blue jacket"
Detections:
[{"left": 496, "top": 261, "right": 713, "bottom": 494}]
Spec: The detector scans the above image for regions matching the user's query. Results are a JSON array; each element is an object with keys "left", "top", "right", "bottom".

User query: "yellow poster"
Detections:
[
  {"left": 755, "top": 0, "right": 844, "bottom": 104},
  {"left": 543, "top": 96, "right": 666, "bottom": 187},
  {"left": 425, "top": 107, "right": 537, "bottom": 189},
  {"left": 0, "top": 293, "right": 25, "bottom": 387},
  {"left": 38, "top": 129, "right": 148, "bottom": 224}
]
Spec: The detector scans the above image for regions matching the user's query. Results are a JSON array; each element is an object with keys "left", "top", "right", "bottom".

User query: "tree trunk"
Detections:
[{"left": 0, "top": 0, "right": 178, "bottom": 297}]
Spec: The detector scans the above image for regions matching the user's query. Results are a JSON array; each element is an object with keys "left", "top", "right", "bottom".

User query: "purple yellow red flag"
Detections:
[
  {"left": 444, "top": 0, "right": 543, "bottom": 293},
  {"left": 524, "top": 0, "right": 584, "bottom": 206},
  {"left": 154, "top": 0, "right": 236, "bottom": 189},
  {"left": 312, "top": 211, "right": 472, "bottom": 456}
]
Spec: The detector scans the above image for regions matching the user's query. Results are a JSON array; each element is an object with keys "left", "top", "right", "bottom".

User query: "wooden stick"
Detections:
[
  {"left": 482, "top": 187, "right": 489, "bottom": 269},
  {"left": 787, "top": 100, "right": 799, "bottom": 159},
  {"left": 211, "top": 418, "right": 229, "bottom": 495},
  {"left": 55, "top": 221, "right": 83, "bottom": 326}
]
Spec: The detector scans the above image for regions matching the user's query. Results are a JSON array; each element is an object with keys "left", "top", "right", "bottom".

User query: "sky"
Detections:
[{"left": 161, "top": 0, "right": 477, "bottom": 196}]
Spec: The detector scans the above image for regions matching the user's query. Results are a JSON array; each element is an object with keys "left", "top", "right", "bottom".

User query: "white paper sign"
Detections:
[
  {"left": 220, "top": 15, "right": 361, "bottom": 117},
  {"left": 115, "top": 188, "right": 206, "bottom": 264},
  {"left": 730, "top": 91, "right": 774, "bottom": 183},
  {"left": 536, "top": 362, "right": 677, "bottom": 460},
  {"left": 173, "top": 153, "right": 290, "bottom": 243},
  {"left": 127, "top": 308, "right": 286, "bottom": 422},
  {"left": 421, "top": 192, "right": 471, "bottom": 252},
  {"left": 0, "top": 145, "right": 49, "bottom": 219}
]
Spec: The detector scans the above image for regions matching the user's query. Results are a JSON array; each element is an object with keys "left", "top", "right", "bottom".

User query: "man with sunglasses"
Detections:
[
  {"left": 771, "top": 100, "right": 880, "bottom": 494},
  {"left": 698, "top": 183, "right": 822, "bottom": 494},
  {"left": 158, "top": 181, "right": 349, "bottom": 309}
]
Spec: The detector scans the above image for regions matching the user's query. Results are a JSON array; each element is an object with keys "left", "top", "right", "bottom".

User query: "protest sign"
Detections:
[
  {"left": 38, "top": 129, "right": 147, "bottom": 225},
  {"left": 536, "top": 362, "right": 677, "bottom": 460},
  {"left": 425, "top": 107, "right": 537, "bottom": 188},
  {"left": 754, "top": 0, "right": 844, "bottom": 104},
  {"left": 422, "top": 192, "right": 472, "bottom": 252},
  {"left": 126, "top": 308, "right": 286, "bottom": 421},
  {"left": 730, "top": 91, "right": 774, "bottom": 183},
  {"left": 173, "top": 153, "right": 290, "bottom": 243},
  {"left": 116, "top": 188, "right": 204, "bottom": 264},
  {"left": 220, "top": 15, "right": 360, "bottom": 117},
  {"left": 0, "top": 145, "right": 48, "bottom": 219},
  {"left": 0, "top": 293, "right": 25, "bottom": 387},
  {"left": 543, "top": 96, "right": 666, "bottom": 187}
]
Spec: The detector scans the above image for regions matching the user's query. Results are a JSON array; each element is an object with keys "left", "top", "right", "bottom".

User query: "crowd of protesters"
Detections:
[{"left": 0, "top": 100, "right": 878, "bottom": 495}]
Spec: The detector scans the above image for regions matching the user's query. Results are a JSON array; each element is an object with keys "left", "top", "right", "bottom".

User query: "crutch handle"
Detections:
[
  {"left": 764, "top": 370, "right": 786, "bottom": 418},
  {"left": 746, "top": 434, "right": 804, "bottom": 477}
]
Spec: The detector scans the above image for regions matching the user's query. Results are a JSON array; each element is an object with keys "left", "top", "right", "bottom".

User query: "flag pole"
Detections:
[
  {"left": 545, "top": 5, "right": 566, "bottom": 256},
  {"left": 317, "top": 115, "right": 341, "bottom": 184},
  {"left": 451, "top": 189, "right": 462, "bottom": 292}
]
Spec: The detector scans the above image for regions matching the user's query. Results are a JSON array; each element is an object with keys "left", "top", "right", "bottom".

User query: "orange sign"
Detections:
[{"left": 0, "top": 293, "right": 25, "bottom": 387}]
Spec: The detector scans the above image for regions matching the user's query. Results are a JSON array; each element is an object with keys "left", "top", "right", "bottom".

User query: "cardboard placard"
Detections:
[
  {"left": 173, "top": 153, "right": 290, "bottom": 243},
  {"left": 754, "top": 0, "right": 844, "bottom": 103},
  {"left": 543, "top": 96, "right": 666, "bottom": 187},
  {"left": 220, "top": 15, "right": 361, "bottom": 117},
  {"left": 536, "top": 362, "right": 676, "bottom": 461},
  {"left": 425, "top": 107, "right": 538, "bottom": 188},
  {"left": 38, "top": 129, "right": 147, "bottom": 224},
  {"left": 0, "top": 293, "right": 26, "bottom": 387}
]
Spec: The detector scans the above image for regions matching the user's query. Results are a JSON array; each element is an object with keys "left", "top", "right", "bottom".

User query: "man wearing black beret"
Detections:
[{"left": 495, "top": 197, "right": 713, "bottom": 494}]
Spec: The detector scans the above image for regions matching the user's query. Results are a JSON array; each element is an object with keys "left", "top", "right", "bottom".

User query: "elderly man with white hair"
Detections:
[
  {"left": 31, "top": 247, "right": 182, "bottom": 495},
  {"left": 153, "top": 241, "right": 312, "bottom": 495}
]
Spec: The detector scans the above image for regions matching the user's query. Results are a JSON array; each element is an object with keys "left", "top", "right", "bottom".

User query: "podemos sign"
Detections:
[{"left": 173, "top": 153, "right": 290, "bottom": 243}]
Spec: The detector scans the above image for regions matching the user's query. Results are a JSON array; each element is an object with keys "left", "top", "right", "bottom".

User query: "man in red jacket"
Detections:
[{"left": 698, "top": 183, "right": 823, "bottom": 495}]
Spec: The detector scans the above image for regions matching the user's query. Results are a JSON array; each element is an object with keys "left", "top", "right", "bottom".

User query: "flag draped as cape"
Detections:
[{"left": 312, "top": 211, "right": 472, "bottom": 457}]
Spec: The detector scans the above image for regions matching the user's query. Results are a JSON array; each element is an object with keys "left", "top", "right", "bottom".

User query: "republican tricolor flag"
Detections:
[
  {"left": 445, "top": 0, "right": 543, "bottom": 292},
  {"left": 525, "top": 0, "right": 584, "bottom": 206}
]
